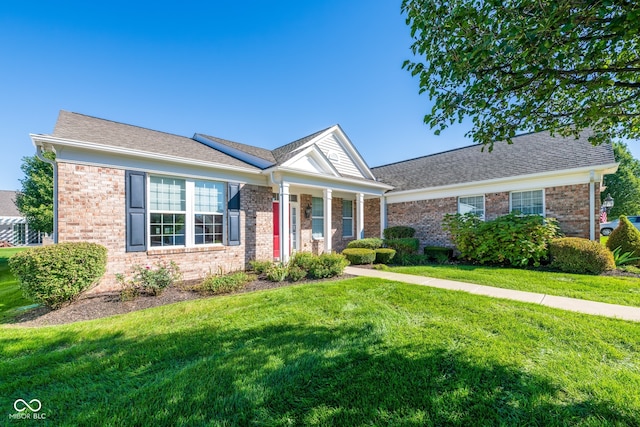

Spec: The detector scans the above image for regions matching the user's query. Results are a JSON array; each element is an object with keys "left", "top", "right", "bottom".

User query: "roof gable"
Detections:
[{"left": 372, "top": 131, "right": 617, "bottom": 192}]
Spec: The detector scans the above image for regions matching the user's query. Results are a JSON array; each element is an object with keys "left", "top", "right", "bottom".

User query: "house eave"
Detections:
[
  {"left": 30, "top": 134, "right": 262, "bottom": 175},
  {"left": 263, "top": 166, "right": 393, "bottom": 191}
]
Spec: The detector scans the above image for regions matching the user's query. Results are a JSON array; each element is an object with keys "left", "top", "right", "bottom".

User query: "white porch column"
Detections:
[
  {"left": 324, "top": 188, "right": 332, "bottom": 253},
  {"left": 357, "top": 192, "right": 365, "bottom": 239},
  {"left": 380, "top": 196, "right": 386, "bottom": 238},
  {"left": 280, "top": 182, "right": 291, "bottom": 262}
]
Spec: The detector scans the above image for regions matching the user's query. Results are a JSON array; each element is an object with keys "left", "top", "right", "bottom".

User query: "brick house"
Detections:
[{"left": 30, "top": 111, "right": 617, "bottom": 292}]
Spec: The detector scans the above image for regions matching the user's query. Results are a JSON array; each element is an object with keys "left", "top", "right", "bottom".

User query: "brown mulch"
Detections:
[{"left": 8, "top": 274, "right": 356, "bottom": 328}]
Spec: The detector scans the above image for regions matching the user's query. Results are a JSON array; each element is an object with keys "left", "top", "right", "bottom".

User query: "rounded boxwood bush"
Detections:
[
  {"left": 375, "top": 248, "right": 396, "bottom": 264},
  {"left": 550, "top": 237, "right": 615, "bottom": 274},
  {"left": 383, "top": 226, "right": 415, "bottom": 239},
  {"left": 9, "top": 242, "right": 108, "bottom": 309},
  {"left": 346, "top": 238, "right": 383, "bottom": 250},
  {"left": 606, "top": 215, "right": 640, "bottom": 265},
  {"left": 341, "top": 248, "right": 376, "bottom": 265}
]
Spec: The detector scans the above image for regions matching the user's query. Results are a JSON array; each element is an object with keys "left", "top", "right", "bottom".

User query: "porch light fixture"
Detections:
[
  {"left": 305, "top": 203, "right": 313, "bottom": 219},
  {"left": 602, "top": 193, "right": 614, "bottom": 209}
]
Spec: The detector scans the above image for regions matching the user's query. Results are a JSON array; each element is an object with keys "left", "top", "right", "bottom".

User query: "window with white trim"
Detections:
[
  {"left": 149, "top": 176, "right": 226, "bottom": 247},
  {"left": 458, "top": 195, "right": 485, "bottom": 219},
  {"left": 150, "top": 177, "right": 186, "bottom": 247},
  {"left": 342, "top": 200, "right": 353, "bottom": 237},
  {"left": 511, "top": 190, "right": 544, "bottom": 215},
  {"left": 194, "top": 181, "right": 224, "bottom": 245},
  {"left": 312, "top": 197, "right": 324, "bottom": 239}
]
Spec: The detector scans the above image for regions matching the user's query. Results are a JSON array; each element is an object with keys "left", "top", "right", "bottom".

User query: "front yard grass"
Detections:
[
  {"left": 0, "top": 247, "right": 31, "bottom": 322},
  {"left": 1, "top": 278, "right": 639, "bottom": 426},
  {"left": 386, "top": 264, "right": 640, "bottom": 307}
]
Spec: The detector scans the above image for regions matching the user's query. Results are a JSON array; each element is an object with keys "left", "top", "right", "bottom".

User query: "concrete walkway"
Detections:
[{"left": 345, "top": 266, "right": 640, "bottom": 322}]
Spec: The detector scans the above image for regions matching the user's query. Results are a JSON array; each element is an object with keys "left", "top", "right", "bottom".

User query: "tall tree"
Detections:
[
  {"left": 15, "top": 153, "right": 54, "bottom": 234},
  {"left": 402, "top": 0, "right": 640, "bottom": 148},
  {"left": 603, "top": 142, "right": 640, "bottom": 219}
]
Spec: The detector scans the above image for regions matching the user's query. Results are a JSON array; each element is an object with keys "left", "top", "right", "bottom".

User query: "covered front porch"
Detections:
[{"left": 269, "top": 171, "right": 390, "bottom": 262}]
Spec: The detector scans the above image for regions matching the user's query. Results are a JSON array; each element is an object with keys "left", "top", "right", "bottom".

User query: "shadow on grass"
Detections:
[{"left": 1, "top": 322, "right": 635, "bottom": 426}]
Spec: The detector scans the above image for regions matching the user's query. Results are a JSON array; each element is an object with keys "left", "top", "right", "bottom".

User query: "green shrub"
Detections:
[
  {"left": 424, "top": 246, "right": 453, "bottom": 261},
  {"left": 393, "top": 253, "right": 431, "bottom": 266},
  {"left": 289, "top": 252, "right": 316, "bottom": 272},
  {"left": 383, "top": 226, "right": 416, "bottom": 239},
  {"left": 606, "top": 216, "right": 640, "bottom": 265},
  {"left": 308, "top": 253, "right": 349, "bottom": 278},
  {"left": 131, "top": 261, "right": 182, "bottom": 296},
  {"left": 346, "top": 238, "right": 384, "bottom": 250},
  {"left": 199, "top": 271, "right": 256, "bottom": 294},
  {"left": 443, "top": 213, "right": 560, "bottom": 267},
  {"left": 375, "top": 248, "right": 396, "bottom": 264},
  {"left": 287, "top": 265, "right": 307, "bottom": 282},
  {"left": 611, "top": 246, "right": 640, "bottom": 266},
  {"left": 384, "top": 238, "right": 420, "bottom": 255},
  {"left": 342, "top": 248, "right": 376, "bottom": 265},
  {"left": 9, "top": 242, "right": 107, "bottom": 309},
  {"left": 249, "top": 260, "right": 273, "bottom": 274},
  {"left": 266, "top": 263, "right": 288, "bottom": 282},
  {"left": 550, "top": 237, "right": 615, "bottom": 274}
]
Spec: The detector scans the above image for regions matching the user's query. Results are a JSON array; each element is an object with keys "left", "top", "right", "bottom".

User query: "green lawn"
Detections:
[
  {"left": 0, "top": 247, "right": 32, "bottom": 322},
  {"left": 1, "top": 278, "right": 639, "bottom": 426},
  {"left": 385, "top": 264, "right": 640, "bottom": 307}
]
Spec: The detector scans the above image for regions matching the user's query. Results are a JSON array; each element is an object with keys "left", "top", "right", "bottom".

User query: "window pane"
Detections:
[
  {"left": 150, "top": 213, "right": 185, "bottom": 247},
  {"left": 459, "top": 196, "right": 484, "bottom": 218},
  {"left": 342, "top": 200, "right": 353, "bottom": 217},
  {"left": 312, "top": 218, "right": 324, "bottom": 238},
  {"left": 150, "top": 177, "right": 185, "bottom": 211},
  {"left": 195, "top": 181, "right": 224, "bottom": 213},
  {"left": 511, "top": 190, "right": 543, "bottom": 215},
  {"left": 194, "top": 213, "right": 223, "bottom": 245},
  {"left": 312, "top": 197, "right": 324, "bottom": 217},
  {"left": 343, "top": 218, "right": 353, "bottom": 237}
]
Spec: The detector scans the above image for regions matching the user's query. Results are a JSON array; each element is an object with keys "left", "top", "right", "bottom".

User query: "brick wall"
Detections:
[
  {"left": 386, "top": 197, "right": 457, "bottom": 248},
  {"left": 363, "top": 198, "right": 380, "bottom": 238},
  {"left": 57, "top": 162, "right": 272, "bottom": 293},
  {"left": 382, "top": 183, "right": 600, "bottom": 248}
]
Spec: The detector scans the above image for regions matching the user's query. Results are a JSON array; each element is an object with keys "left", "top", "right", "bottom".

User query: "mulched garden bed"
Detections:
[{"left": 9, "top": 274, "right": 356, "bottom": 328}]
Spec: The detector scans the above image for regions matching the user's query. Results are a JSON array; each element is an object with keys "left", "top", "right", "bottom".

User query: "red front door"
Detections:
[{"left": 273, "top": 201, "right": 280, "bottom": 259}]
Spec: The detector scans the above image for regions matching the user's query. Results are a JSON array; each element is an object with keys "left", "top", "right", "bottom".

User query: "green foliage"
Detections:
[
  {"left": 443, "top": 213, "right": 560, "bottom": 267},
  {"left": 342, "top": 248, "right": 376, "bottom": 265},
  {"left": 128, "top": 261, "right": 182, "bottom": 296},
  {"left": 265, "top": 263, "right": 288, "bottom": 282},
  {"left": 606, "top": 215, "right": 640, "bottom": 264},
  {"left": 402, "top": 0, "right": 640, "bottom": 147},
  {"left": 307, "top": 253, "right": 349, "bottom": 279},
  {"left": 611, "top": 246, "right": 640, "bottom": 267},
  {"left": 550, "top": 238, "right": 615, "bottom": 274},
  {"left": 602, "top": 142, "right": 640, "bottom": 219},
  {"left": 288, "top": 252, "right": 317, "bottom": 272},
  {"left": 346, "top": 238, "right": 384, "bottom": 250},
  {"left": 15, "top": 152, "right": 55, "bottom": 234},
  {"left": 9, "top": 242, "right": 107, "bottom": 309},
  {"left": 375, "top": 248, "right": 396, "bottom": 264},
  {"left": 393, "top": 253, "right": 431, "bottom": 266},
  {"left": 249, "top": 260, "right": 273, "bottom": 274},
  {"left": 383, "top": 226, "right": 416, "bottom": 239},
  {"left": 199, "top": 271, "right": 256, "bottom": 294},
  {"left": 286, "top": 265, "right": 307, "bottom": 282},
  {"left": 424, "top": 246, "right": 453, "bottom": 261},
  {"left": 384, "top": 238, "right": 420, "bottom": 255}
]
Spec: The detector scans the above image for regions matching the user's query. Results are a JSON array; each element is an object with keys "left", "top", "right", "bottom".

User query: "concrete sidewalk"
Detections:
[{"left": 345, "top": 266, "right": 640, "bottom": 322}]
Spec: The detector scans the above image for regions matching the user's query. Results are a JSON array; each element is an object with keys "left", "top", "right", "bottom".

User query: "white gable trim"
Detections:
[
  {"left": 281, "top": 145, "right": 341, "bottom": 176},
  {"left": 384, "top": 164, "right": 618, "bottom": 204}
]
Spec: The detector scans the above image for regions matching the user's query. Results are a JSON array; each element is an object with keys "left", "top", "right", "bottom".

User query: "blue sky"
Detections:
[{"left": 1, "top": 1, "right": 635, "bottom": 192}]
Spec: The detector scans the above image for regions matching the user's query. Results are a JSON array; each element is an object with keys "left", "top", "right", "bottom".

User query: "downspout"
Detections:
[
  {"left": 589, "top": 170, "right": 595, "bottom": 241},
  {"left": 36, "top": 146, "right": 58, "bottom": 243}
]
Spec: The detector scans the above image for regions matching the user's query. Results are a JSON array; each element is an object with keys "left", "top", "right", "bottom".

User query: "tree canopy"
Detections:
[
  {"left": 402, "top": 0, "right": 640, "bottom": 148},
  {"left": 602, "top": 142, "right": 640, "bottom": 218},
  {"left": 15, "top": 153, "right": 54, "bottom": 234}
]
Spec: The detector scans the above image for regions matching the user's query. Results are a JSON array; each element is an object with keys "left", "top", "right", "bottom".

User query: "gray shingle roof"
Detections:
[
  {"left": 196, "top": 134, "right": 276, "bottom": 164},
  {"left": 371, "top": 131, "right": 616, "bottom": 192},
  {"left": 271, "top": 128, "right": 331, "bottom": 163},
  {"left": 0, "top": 190, "right": 21, "bottom": 217},
  {"left": 52, "top": 111, "right": 260, "bottom": 170}
]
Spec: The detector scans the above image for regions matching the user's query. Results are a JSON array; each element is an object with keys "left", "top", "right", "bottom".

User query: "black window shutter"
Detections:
[
  {"left": 228, "top": 182, "right": 241, "bottom": 246},
  {"left": 126, "top": 170, "right": 147, "bottom": 252}
]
